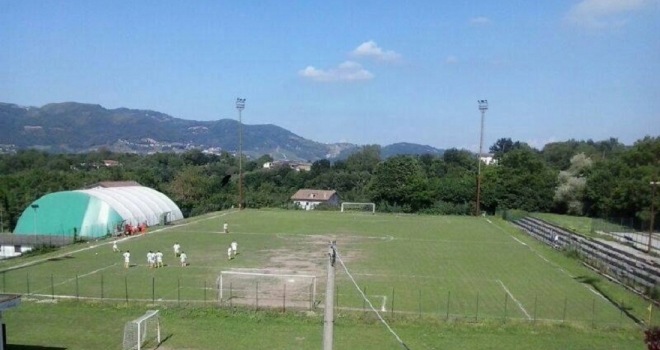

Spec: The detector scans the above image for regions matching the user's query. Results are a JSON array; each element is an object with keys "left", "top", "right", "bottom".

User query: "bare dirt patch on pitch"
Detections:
[{"left": 222, "top": 233, "right": 368, "bottom": 309}]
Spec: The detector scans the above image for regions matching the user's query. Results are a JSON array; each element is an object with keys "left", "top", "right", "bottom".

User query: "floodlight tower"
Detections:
[
  {"left": 236, "top": 98, "right": 246, "bottom": 210},
  {"left": 476, "top": 100, "right": 488, "bottom": 216}
]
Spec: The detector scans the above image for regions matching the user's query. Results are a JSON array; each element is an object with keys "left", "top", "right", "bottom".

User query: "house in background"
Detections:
[{"left": 291, "top": 189, "right": 340, "bottom": 210}]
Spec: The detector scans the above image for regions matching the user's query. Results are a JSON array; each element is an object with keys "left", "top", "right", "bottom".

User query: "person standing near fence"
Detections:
[
  {"left": 223, "top": 222, "right": 229, "bottom": 234},
  {"left": 112, "top": 240, "right": 119, "bottom": 252},
  {"left": 173, "top": 242, "right": 181, "bottom": 257},
  {"left": 147, "top": 251, "right": 154, "bottom": 268},
  {"left": 123, "top": 250, "right": 131, "bottom": 268}
]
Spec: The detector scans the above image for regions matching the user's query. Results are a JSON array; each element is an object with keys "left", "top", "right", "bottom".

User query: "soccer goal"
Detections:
[
  {"left": 122, "top": 310, "right": 161, "bottom": 350},
  {"left": 341, "top": 202, "right": 376, "bottom": 214},
  {"left": 217, "top": 271, "right": 317, "bottom": 310}
]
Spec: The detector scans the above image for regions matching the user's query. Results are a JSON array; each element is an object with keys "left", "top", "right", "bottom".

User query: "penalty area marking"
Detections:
[
  {"left": 31, "top": 263, "right": 117, "bottom": 294},
  {"left": 497, "top": 279, "right": 531, "bottom": 320}
]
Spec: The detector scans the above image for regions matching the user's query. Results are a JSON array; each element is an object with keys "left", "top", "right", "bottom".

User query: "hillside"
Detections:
[{"left": 0, "top": 102, "right": 443, "bottom": 160}]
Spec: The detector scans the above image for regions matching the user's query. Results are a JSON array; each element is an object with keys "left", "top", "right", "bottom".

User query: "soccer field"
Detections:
[
  {"left": 0, "top": 209, "right": 637, "bottom": 327},
  {"left": 0, "top": 209, "right": 650, "bottom": 349}
]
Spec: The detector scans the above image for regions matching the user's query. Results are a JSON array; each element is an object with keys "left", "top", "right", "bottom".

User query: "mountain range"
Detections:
[{"left": 0, "top": 102, "right": 444, "bottom": 161}]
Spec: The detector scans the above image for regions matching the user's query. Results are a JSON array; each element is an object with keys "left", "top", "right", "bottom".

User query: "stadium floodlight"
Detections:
[
  {"left": 476, "top": 100, "right": 488, "bottom": 216},
  {"left": 649, "top": 180, "right": 658, "bottom": 253},
  {"left": 236, "top": 98, "right": 246, "bottom": 210}
]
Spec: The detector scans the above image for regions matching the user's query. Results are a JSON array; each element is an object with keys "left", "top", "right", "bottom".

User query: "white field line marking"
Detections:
[
  {"left": 497, "top": 279, "right": 532, "bottom": 320},
  {"left": 31, "top": 263, "right": 117, "bottom": 294},
  {"left": 0, "top": 210, "right": 237, "bottom": 273},
  {"left": 511, "top": 236, "right": 527, "bottom": 246},
  {"left": 588, "top": 287, "right": 608, "bottom": 301},
  {"left": 487, "top": 220, "right": 584, "bottom": 282}
]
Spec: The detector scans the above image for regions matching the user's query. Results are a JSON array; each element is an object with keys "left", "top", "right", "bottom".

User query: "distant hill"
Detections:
[
  {"left": 381, "top": 142, "right": 444, "bottom": 158},
  {"left": 0, "top": 102, "right": 443, "bottom": 161}
]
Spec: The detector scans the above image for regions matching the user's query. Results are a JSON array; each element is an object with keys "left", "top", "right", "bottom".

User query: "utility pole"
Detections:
[
  {"left": 236, "top": 98, "right": 246, "bottom": 210},
  {"left": 323, "top": 241, "right": 336, "bottom": 350},
  {"left": 476, "top": 100, "right": 488, "bottom": 216},
  {"left": 649, "top": 179, "right": 658, "bottom": 253}
]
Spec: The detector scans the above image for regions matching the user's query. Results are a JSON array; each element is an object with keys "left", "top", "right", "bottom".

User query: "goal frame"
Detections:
[
  {"left": 340, "top": 202, "right": 376, "bottom": 214},
  {"left": 122, "top": 310, "right": 161, "bottom": 350},
  {"left": 217, "top": 271, "right": 317, "bottom": 310}
]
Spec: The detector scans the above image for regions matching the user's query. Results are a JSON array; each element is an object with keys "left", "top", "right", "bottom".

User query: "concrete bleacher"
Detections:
[{"left": 514, "top": 217, "right": 660, "bottom": 293}]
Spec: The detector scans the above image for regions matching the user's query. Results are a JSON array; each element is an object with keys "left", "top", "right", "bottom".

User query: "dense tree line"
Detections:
[{"left": 0, "top": 136, "right": 658, "bottom": 232}]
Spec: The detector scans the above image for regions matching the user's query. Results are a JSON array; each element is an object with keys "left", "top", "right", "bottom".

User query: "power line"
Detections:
[{"left": 334, "top": 248, "right": 411, "bottom": 350}]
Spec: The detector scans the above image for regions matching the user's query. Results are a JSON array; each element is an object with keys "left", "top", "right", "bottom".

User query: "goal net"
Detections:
[
  {"left": 341, "top": 202, "right": 376, "bottom": 214},
  {"left": 122, "top": 310, "right": 161, "bottom": 350},
  {"left": 217, "top": 271, "right": 317, "bottom": 310}
]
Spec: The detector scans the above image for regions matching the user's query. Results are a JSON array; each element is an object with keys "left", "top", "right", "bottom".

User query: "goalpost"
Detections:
[
  {"left": 122, "top": 310, "right": 161, "bottom": 350},
  {"left": 217, "top": 271, "right": 317, "bottom": 310},
  {"left": 341, "top": 202, "right": 376, "bottom": 214}
]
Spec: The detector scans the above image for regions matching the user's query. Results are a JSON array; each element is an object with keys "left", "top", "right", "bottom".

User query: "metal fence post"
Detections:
[
  {"left": 256, "top": 281, "right": 259, "bottom": 311},
  {"left": 50, "top": 274, "right": 54, "bottom": 300},
  {"left": 178, "top": 278, "right": 181, "bottom": 306},
  {"left": 362, "top": 286, "right": 366, "bottom": 312},
  {"left": 152, "top": 277, "right": 155, "bottom": 304},
  {"left": 419, "top": 289, "right": 422, "bottom": 318},
  {"left": 26, "top": 273, "right": 30, "bottom": 295},
  {"left": 475, "top": 292, "right": 480, "bottom": 322},
  {"left": 76, "top": 275, "right": 79, "bottom": 301},
  {"left": 101, "top": 274, "right": 104, "bottom": 300},
  {"left": 390, "top": 287, "right": 395, "bottom": 317},
  {"left": 283, "top": 283, "right": 286, "bottom": 313},
  {"left": 533, "top": 295, "right": 537, "bottom": 324},
  {"left": 504, "top": 293, "right": 508, "bottom": 322},
  {"left": 204, "top": 280, "right": 207, "bottom": 305},
  {"left": 124, "top": 276, "right": 128, "bottom": 306}
]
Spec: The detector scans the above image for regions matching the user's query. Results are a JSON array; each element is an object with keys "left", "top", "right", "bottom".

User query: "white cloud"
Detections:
[
  {"left": 351, "top": 40, "right": 402, "bottom": 62},
  {"left": 298, "top": 61, "right": 374, "bottom": 82},
  {"left": 469, "top": 16, "right": 492, "bottom": 26},
  {"left": 445, "top": 55, "right": 459, "bottom": 64},
  {"left": 566, "top": 0, "right": 655, "bottom": 28}
]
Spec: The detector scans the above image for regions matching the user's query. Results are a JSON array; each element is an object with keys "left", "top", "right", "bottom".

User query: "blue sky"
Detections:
[{"left": 1, "top": 1, "right": 658, "bottom": 150}]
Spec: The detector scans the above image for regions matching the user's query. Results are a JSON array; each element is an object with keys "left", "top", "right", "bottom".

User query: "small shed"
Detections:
[{"left": 291, "top": 189, "right": 340, "bottom": 210}]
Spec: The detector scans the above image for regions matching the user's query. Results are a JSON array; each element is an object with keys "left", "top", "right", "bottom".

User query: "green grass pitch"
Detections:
[{"left": 0, "top": 209, "right": 648, "bottom": 349}]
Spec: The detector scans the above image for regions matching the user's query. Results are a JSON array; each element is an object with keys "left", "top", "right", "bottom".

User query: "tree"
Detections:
[
  {"left": 368, "top": 156, "right": 431, "bottom": 212},
  {"left": 487, "top": 148, "right": 556, "bottom": 212},
  {"left": 345, "top": 145, "right": 381, "bottom": 173},
  {"left": 554, "top": 153, "right": 593, "bottom": 215}
]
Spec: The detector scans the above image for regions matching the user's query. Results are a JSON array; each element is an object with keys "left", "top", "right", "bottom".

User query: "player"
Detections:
[
  {"left": 112, "top": 240, "right": 119, "bottom": 252},
  {"left": 223, "top": 222, "right": 229, "bottom": 234},
  {"left": 180, "top": 251, "right": 188, "bottom": 267},
  {"left": 231, "top": 240, "right": 238, "bottom": 257},
  {"left": 123, "top": 250, "right": 131, "bottom": 268},
  {"left": 227, "top": 245, "right": 233, "bottom": 260},
  {"left": 173, "top": 242, "right": 181, "bottom": 257},
  {"left": 156, "top": 250, "right": 164, "bottom": 268},
  {"left": 147, "top": 251, "right": 155, "bottom": 268}
]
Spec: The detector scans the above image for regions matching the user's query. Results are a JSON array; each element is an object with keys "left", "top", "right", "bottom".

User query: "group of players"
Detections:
[
  {"left": 114, "top": 240, "right": 188, "bottom": 268},
  {"left": 113, "top": 220, "right": 237, "bottom": 268}
]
